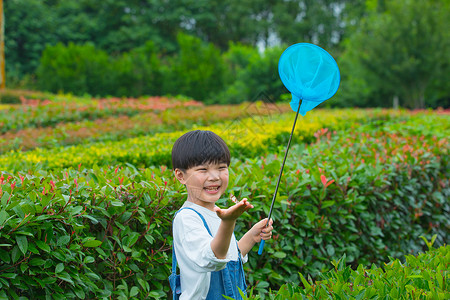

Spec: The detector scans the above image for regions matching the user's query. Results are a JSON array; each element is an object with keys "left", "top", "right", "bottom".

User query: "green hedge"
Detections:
[
  {"left": 0, "top": 113, "right": 448, "bottom": 298},
  {"left": 0, "top": 166, "right": 177, "bottom": 299},
  {"left": 245, "top": 240, "right": 449, "bottom": 299}
]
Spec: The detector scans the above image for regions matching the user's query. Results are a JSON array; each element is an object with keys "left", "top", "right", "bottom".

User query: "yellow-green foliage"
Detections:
[{"left": 0, "top": 109, "right": 404, "bottom": 172}]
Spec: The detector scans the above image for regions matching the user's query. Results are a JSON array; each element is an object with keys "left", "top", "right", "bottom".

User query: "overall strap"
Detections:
[{"left": 171, "top": 207, "right": 212, "bottom": 275}]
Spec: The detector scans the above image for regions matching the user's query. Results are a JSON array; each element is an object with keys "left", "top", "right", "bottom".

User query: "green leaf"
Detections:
[
  {"left": 322, "top": 200, "right": 335, "bottom": 208},
  {"left": 0, "top": 210, "right": 8, "bottom": 225},
  {"left": 89, "top": 173, "right": 99, "bottom": 184},
  {"left": 389, "top": 287, "right": 398, "bottom": 298},
  {"left": 126, "top": 232, "right": 140, "bottom": 247},
  {"left": 56, "top": 272, "right": 74, "bottom": 285},
  {"left": 0, "top": 273, "right": 16, "bottom": 279},
  {"left": 20, "top": 262, "right": 28, "bottom": 273},
  {"left": 1, "top": 192, "right": 9, "bottom": 207},
  {"left": 148, "top": 291, "right": 161, "bottom": 298},
  {"left": 83, "top": 240, "right": 102, "bottom": 248},
  {"left": 256, "top": 281, "right": 270, "bottom": 288},
  {"left": 14, "top": 231, "right": 34, "bottom": 237},
  {"left": 326, "top": 244, "right": 335, "bottom": 256},
  {"left": 57, "top": 235, "right": 70, "bottom": 246},
  {"left": 129, "top": 286, "right": 139, "bottom": 297},
  {"left": 144, "top": 235, "right": 155, "bottom": 245},
  {"left": 299, "top": 273, "right": 311, "bottom": 289},
  {"left": 55, "top": 263, "right": 64, "bottom": 274},
  {"left": 35, "top": 240, "right": 51, "bottom": 253},
  {"left": 85, "top": 272, "right": 100, "bottom": 280},
  {"left": 83, "top": 256, "right": 95, "bottom": 264},
  {"left": 138, "top": 279, "right": 149, "bottom": 292},
  {"left": 74, "top": 286, "right": 86, "bottom": 299},
  {"left": 0, "top": 249, "right": 10, "bottom": 263},
  {"left": 16, "top": 235, "right": 28, "bottom": 255},
  {"left": 11, "top": 246, "right": 21, "bottom": 263},
  {"left": 52, "top": 250, "right": 66, "bottom": 261},
  {"left": 273, "top": 251, "right": 287, "bottom": 259},
  {"left": 29, "top": 258, "right": 46, "bottom": 266},
  {"left": 306, "top": 211, "right": 316, "bottom": 223},
  {"left": 42, "top": 277, "right": 57, "bottom": 284}
]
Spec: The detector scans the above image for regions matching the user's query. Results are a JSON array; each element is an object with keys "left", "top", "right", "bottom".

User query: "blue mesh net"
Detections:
[{"left": 278, "top": 43, "right": 340, "bottom": 116}]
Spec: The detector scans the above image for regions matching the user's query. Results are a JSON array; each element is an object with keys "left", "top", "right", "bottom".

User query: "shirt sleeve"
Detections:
[
  {"left": 241, "top": 253, "right": 248, "bottom": 264},
  {"left": 174, "top": 210, "right": 231, "bottom": 272}
]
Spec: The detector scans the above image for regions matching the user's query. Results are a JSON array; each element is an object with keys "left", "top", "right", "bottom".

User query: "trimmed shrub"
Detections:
[
  {"left": 36, "top": 42, "right": 112, "bottom": 96},
  {"left": 161, "top": 33, "right": 226, "bottom": 101}
]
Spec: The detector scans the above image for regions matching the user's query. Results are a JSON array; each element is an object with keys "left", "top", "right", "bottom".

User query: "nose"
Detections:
[{"left": 207, "top": 169, "right": 220, "bottom": 181}]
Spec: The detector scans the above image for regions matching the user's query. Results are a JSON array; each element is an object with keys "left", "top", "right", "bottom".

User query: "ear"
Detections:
[{"left": 174, "top": 168, "right": 187, "bottom": 184}]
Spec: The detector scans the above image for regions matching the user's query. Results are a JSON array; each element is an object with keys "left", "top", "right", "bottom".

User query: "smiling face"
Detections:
[{"left": 175, "top": 162, "right": 229, "bottom": 211}]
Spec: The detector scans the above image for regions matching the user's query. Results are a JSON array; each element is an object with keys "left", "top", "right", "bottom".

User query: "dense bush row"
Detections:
[
  {"left": 0, "top": 109, "right": 374, "bottom": 172},
  {"left": 248, "top": 241, "right": 449, "bottom": 299},
  {"left": 0, "top": 111, "right": 448, "bottom": 298},
  {"left": 0, "top": 100, "right": 291, "bottom": 153},
  {"left": 0, "top": 94, "right": 200, "bottom": 135}
]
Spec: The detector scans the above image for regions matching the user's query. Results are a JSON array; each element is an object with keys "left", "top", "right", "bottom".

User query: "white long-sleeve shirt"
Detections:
[{"left": 172, "top": 201, "right": 248, "bottom": 299}]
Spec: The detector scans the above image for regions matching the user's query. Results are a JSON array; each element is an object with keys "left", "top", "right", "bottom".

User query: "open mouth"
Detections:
[{"left": 204, "top": 186, "right": 220, "bottom": 193}]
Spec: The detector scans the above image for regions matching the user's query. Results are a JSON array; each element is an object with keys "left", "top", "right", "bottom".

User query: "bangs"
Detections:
[{"left": 172, "top": 130, "right": 230, "bottom": 170}]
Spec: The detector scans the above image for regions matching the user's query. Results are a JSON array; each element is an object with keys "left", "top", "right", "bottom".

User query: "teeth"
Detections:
[{"left": 205, "top": 187, "right": 219, "bottom": 191}]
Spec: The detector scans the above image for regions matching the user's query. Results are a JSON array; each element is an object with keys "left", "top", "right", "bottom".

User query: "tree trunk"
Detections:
[
  {"left": 393, "top": 95, "right": 399, "bottom": 109},
  {"left": 0, "top": 0, "right": 4, "bottom": 89}
]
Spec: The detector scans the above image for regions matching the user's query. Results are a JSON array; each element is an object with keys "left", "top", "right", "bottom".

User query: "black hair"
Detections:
[{"left": 171, "top": 130, "right": 230, "bottom": 170}]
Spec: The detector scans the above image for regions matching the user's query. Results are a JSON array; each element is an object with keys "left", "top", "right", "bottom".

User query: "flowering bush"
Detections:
[
  {"left": 0, "top": 109, "right": 381, "bottom": 172},
  {"left": 0, "top": 95, "right": 202, "bottom": 135},
  {"left": 0, "top": 102, "right": 292, "bottom": 153}
]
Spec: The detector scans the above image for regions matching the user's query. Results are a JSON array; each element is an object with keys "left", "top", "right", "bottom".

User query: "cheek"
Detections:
[{"left": 221, "top": 172, "right": 229, "bottom": 185}]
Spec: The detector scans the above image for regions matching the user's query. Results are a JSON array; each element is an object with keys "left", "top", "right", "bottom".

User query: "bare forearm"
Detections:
[
  {"left": 238, "top": 218, "right": 274, "bottom": 257},
  {"left": 237, "top": 231, "right": 256, "bottom": 257},
  {"left": 210, "top": 220, "right": 236, "bottom": 259}
]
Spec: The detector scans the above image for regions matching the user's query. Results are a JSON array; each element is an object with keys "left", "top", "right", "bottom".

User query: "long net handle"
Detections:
[{"left": 258, "top": 99, "right": 301, "bottom": 255}]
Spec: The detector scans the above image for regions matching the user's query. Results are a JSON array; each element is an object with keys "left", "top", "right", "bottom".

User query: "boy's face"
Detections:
[{"left": 175, "top": 162, "right": 229, "bottom": 211}]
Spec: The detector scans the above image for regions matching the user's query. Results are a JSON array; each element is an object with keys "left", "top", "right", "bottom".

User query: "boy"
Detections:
[{"left": 171, "top": 130, "right": 274, "bottom": 299}]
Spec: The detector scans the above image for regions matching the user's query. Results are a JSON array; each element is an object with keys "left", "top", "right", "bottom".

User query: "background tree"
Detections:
[
  {"left": 5, "top": 0, "right": 57, "bottom": 78},
  {"left": 272, "top": 0, "right": 366, "bottom": 50},
  {"left": 339, "top": 0, "right": 450, "bottom": 108}
]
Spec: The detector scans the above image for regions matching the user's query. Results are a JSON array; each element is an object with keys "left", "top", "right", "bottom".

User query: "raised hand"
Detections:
[{"left": 213, "top": 196, "right": 254, "bottom": 222}]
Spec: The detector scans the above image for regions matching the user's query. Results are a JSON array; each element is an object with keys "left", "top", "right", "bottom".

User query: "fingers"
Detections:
[
  {"left": 229, "top": 195, "right": 254, "bottom": 210},
  {"left": 257, "top": 218, "right": 273, "bottom": 228},
  {"left": 215, "top": 196, "right": 254, "bottom": 221},
  {"left": 259, "top": 218, "right": 274, "bottom": 240},
  {"left": 260, "top": 227, "right": 273, "bottom": 240}
]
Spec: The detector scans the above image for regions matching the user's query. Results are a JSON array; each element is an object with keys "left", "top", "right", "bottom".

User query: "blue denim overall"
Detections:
[{"left": 169, "top": 207, "right": 247, "bottom": 300}]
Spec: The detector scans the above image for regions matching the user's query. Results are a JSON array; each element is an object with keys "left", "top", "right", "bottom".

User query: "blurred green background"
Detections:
[{"left": 4, "top": 0, "right": 450, "bottom": 108}]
